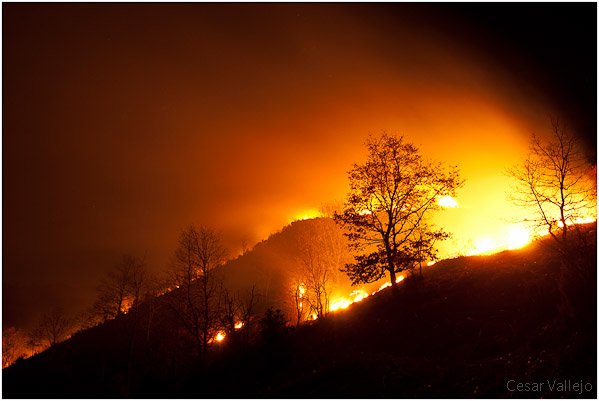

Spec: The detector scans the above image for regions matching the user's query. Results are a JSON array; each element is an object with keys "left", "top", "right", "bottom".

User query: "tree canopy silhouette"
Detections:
[{"left": 335, "top": 132, "right": 463, "bottom": 290}]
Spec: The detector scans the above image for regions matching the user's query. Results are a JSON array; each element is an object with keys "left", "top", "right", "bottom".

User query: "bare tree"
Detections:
[
  {"left": 220, "top": 288, "right": 240, "bottom": 336},
  {"left": 91, "top": 255, "right": 147, "bottom": 321},
  {"left": 219, "top": 285, "right": 261, "bottom": 346},
  {"left": 289, "top": 278, "right": 305, "bottom": 326},
  {"left": 295, "top": 218, "right": 349, "bottom": 318},
  {"left": 31, "top": 308, "right": 75, "bottom": 349},
  {"left": 508, "top": 120, "right": 597, "bottom": 323},
  {"left": 167, "top": 224, "right": 226, "bottom": 363},
  {"left": 507, "top": 120, "right": 596, "bottom": 255},
  {"left": 238, "top": 285, "right": 260, "bottom": 346}
]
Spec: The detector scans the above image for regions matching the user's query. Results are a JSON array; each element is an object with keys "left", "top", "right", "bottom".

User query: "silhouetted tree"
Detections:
[
  {"left": 289, "top": 278, "right": 305, "bottom": 327},
  {"left": 2, "top": 327, "right": 27, "bottom": 368},
  {"left": 507, "top": 120, "right": 596, "bottom": 256},
  {"left": 237, "top": 285, "right": 261, "bottom": 346},
  {"left": 167, "top": 225, "right": 226, "bottom": 363},
  {"left": 507, "top": 120, "right": 597, "bottom": 323},
  {"left": 295, "top": 218, "right": 349, "bottom": 318},
  {"left": 335, "top": 133, "right": 463, "bottom": 291},
  {"left": 410, "top": 226, "right": 449, "bottom": 277},
  {"left": 220, "top": 288, "right": 240, "bottom": 336},
  {"left": 219, "top": 285, "right": 261, "bottom": 348},
  {"left": 31, "top": 307, "right": 74, "bottom": 349},
  {"left": 92, "top": 254, "right": 147, "bottom": 321},
  {"left": 258, "top": 307, "right": 289, "bottom": 344}
]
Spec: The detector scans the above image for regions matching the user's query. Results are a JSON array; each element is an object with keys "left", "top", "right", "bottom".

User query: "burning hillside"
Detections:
[{"left": 3, "top": 223, "right": 595, "bottom": 397}]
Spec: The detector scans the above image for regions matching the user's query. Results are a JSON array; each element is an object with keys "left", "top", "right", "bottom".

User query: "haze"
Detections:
[{"left": 3, "top": 4, "right": 595, "bottom": 330}]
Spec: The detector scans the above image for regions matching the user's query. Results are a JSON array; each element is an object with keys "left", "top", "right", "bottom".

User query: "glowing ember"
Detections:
[
  {"left": 427, "top": 261, "right": 436, "bottom": 266},
  {"left": 215, "top": 332, "right": 225, "bottom": 342},
  {"left": 437, "top": 195, "right": 459, "bottom": 208},
  {"left": 234, "top": 322, "right": 244, "bottom": 329}
]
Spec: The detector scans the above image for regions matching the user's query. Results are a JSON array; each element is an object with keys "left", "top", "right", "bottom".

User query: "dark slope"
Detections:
[
  {"left": 3, "top": 226, "right": 596, "bottom": 398},
  {"left": 188, "top": 236, "right": 595, "bottom": 398}
]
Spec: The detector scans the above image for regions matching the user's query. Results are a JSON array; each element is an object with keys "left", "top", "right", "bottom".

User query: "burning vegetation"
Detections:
[{"left": 2, "top": 129, "right": 596, "bottom": 398}]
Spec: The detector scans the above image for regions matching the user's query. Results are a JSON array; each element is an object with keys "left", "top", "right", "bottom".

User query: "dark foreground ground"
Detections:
[{"left": 3, "top": 230, "right": 596, "bottom": 398}]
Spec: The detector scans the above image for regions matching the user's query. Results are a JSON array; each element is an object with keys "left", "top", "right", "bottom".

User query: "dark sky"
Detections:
[{"left": 3, "top": 3, "right": 596, "bottom": 330}]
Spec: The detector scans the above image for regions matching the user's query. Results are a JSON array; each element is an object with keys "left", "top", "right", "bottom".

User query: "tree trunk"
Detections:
[{"left": 388, "top": 266, "right": 400, "bottom": 295}]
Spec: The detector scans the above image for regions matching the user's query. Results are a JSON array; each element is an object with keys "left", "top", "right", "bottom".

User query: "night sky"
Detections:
[{"left": 3, "top": 3, "right": 596, "bottom": 330}]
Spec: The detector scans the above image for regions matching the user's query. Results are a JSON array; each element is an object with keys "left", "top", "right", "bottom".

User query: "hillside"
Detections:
[{"left": 3, "top": 225, "right": 596, "bottom": 398}]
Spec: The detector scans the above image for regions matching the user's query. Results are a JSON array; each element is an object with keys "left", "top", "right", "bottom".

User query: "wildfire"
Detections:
[
  {"left": 329, "top": 289, "right": 369, "bottom": 312},
  {"left": 506, "top": 227, "right": 530, "bottom": 250},
  {"left": 294, "top": 210, "right": 319, "bottom": 221},
  {"left": 209, "top": 321, "right": 245, "bottom": 344},
  {"left": 557, "top": 216, "right": 597, "bottom": 227},
  {"left": 472, "top": 238, "right": 495, "bottom": 255},
  {"left": 437, "top": 195, "right": 459, "bottom": 208},
  {"left": 330, "top": 276, "right": 405, "bottom": 313}
]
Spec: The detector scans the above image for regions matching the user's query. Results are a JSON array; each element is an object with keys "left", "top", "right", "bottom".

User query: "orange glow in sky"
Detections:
[{"left": 3, "top": 4, "right": 595, "bottom": 332}]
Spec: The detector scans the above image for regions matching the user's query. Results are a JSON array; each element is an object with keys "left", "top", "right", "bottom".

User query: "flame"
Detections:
[
  {"left": 557, "top": 216, "right": 597, "bottom": 228},
  {"left": 294, "top": 210, "right": 319, "bottom": 221},
  {"left": 215, "top": 331, "right": 225, "bottom": 342},
  {"left": 437, "top": 195, "right": 459, "bottom": 208},
  {"left": 506, "top": 227, "right": 530, "bottom": 250},
  {"left": 234, "top": 322, "right": 244, "bottom": 329},
  {"left": 330, "top": 299, "right": 351, "bottom": 311},
  {"left": 469, "top": 238, "right": 495, "bottom": 255},
  {"left": 329, "top": 289, "right": 370, "bottom": 312}
]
